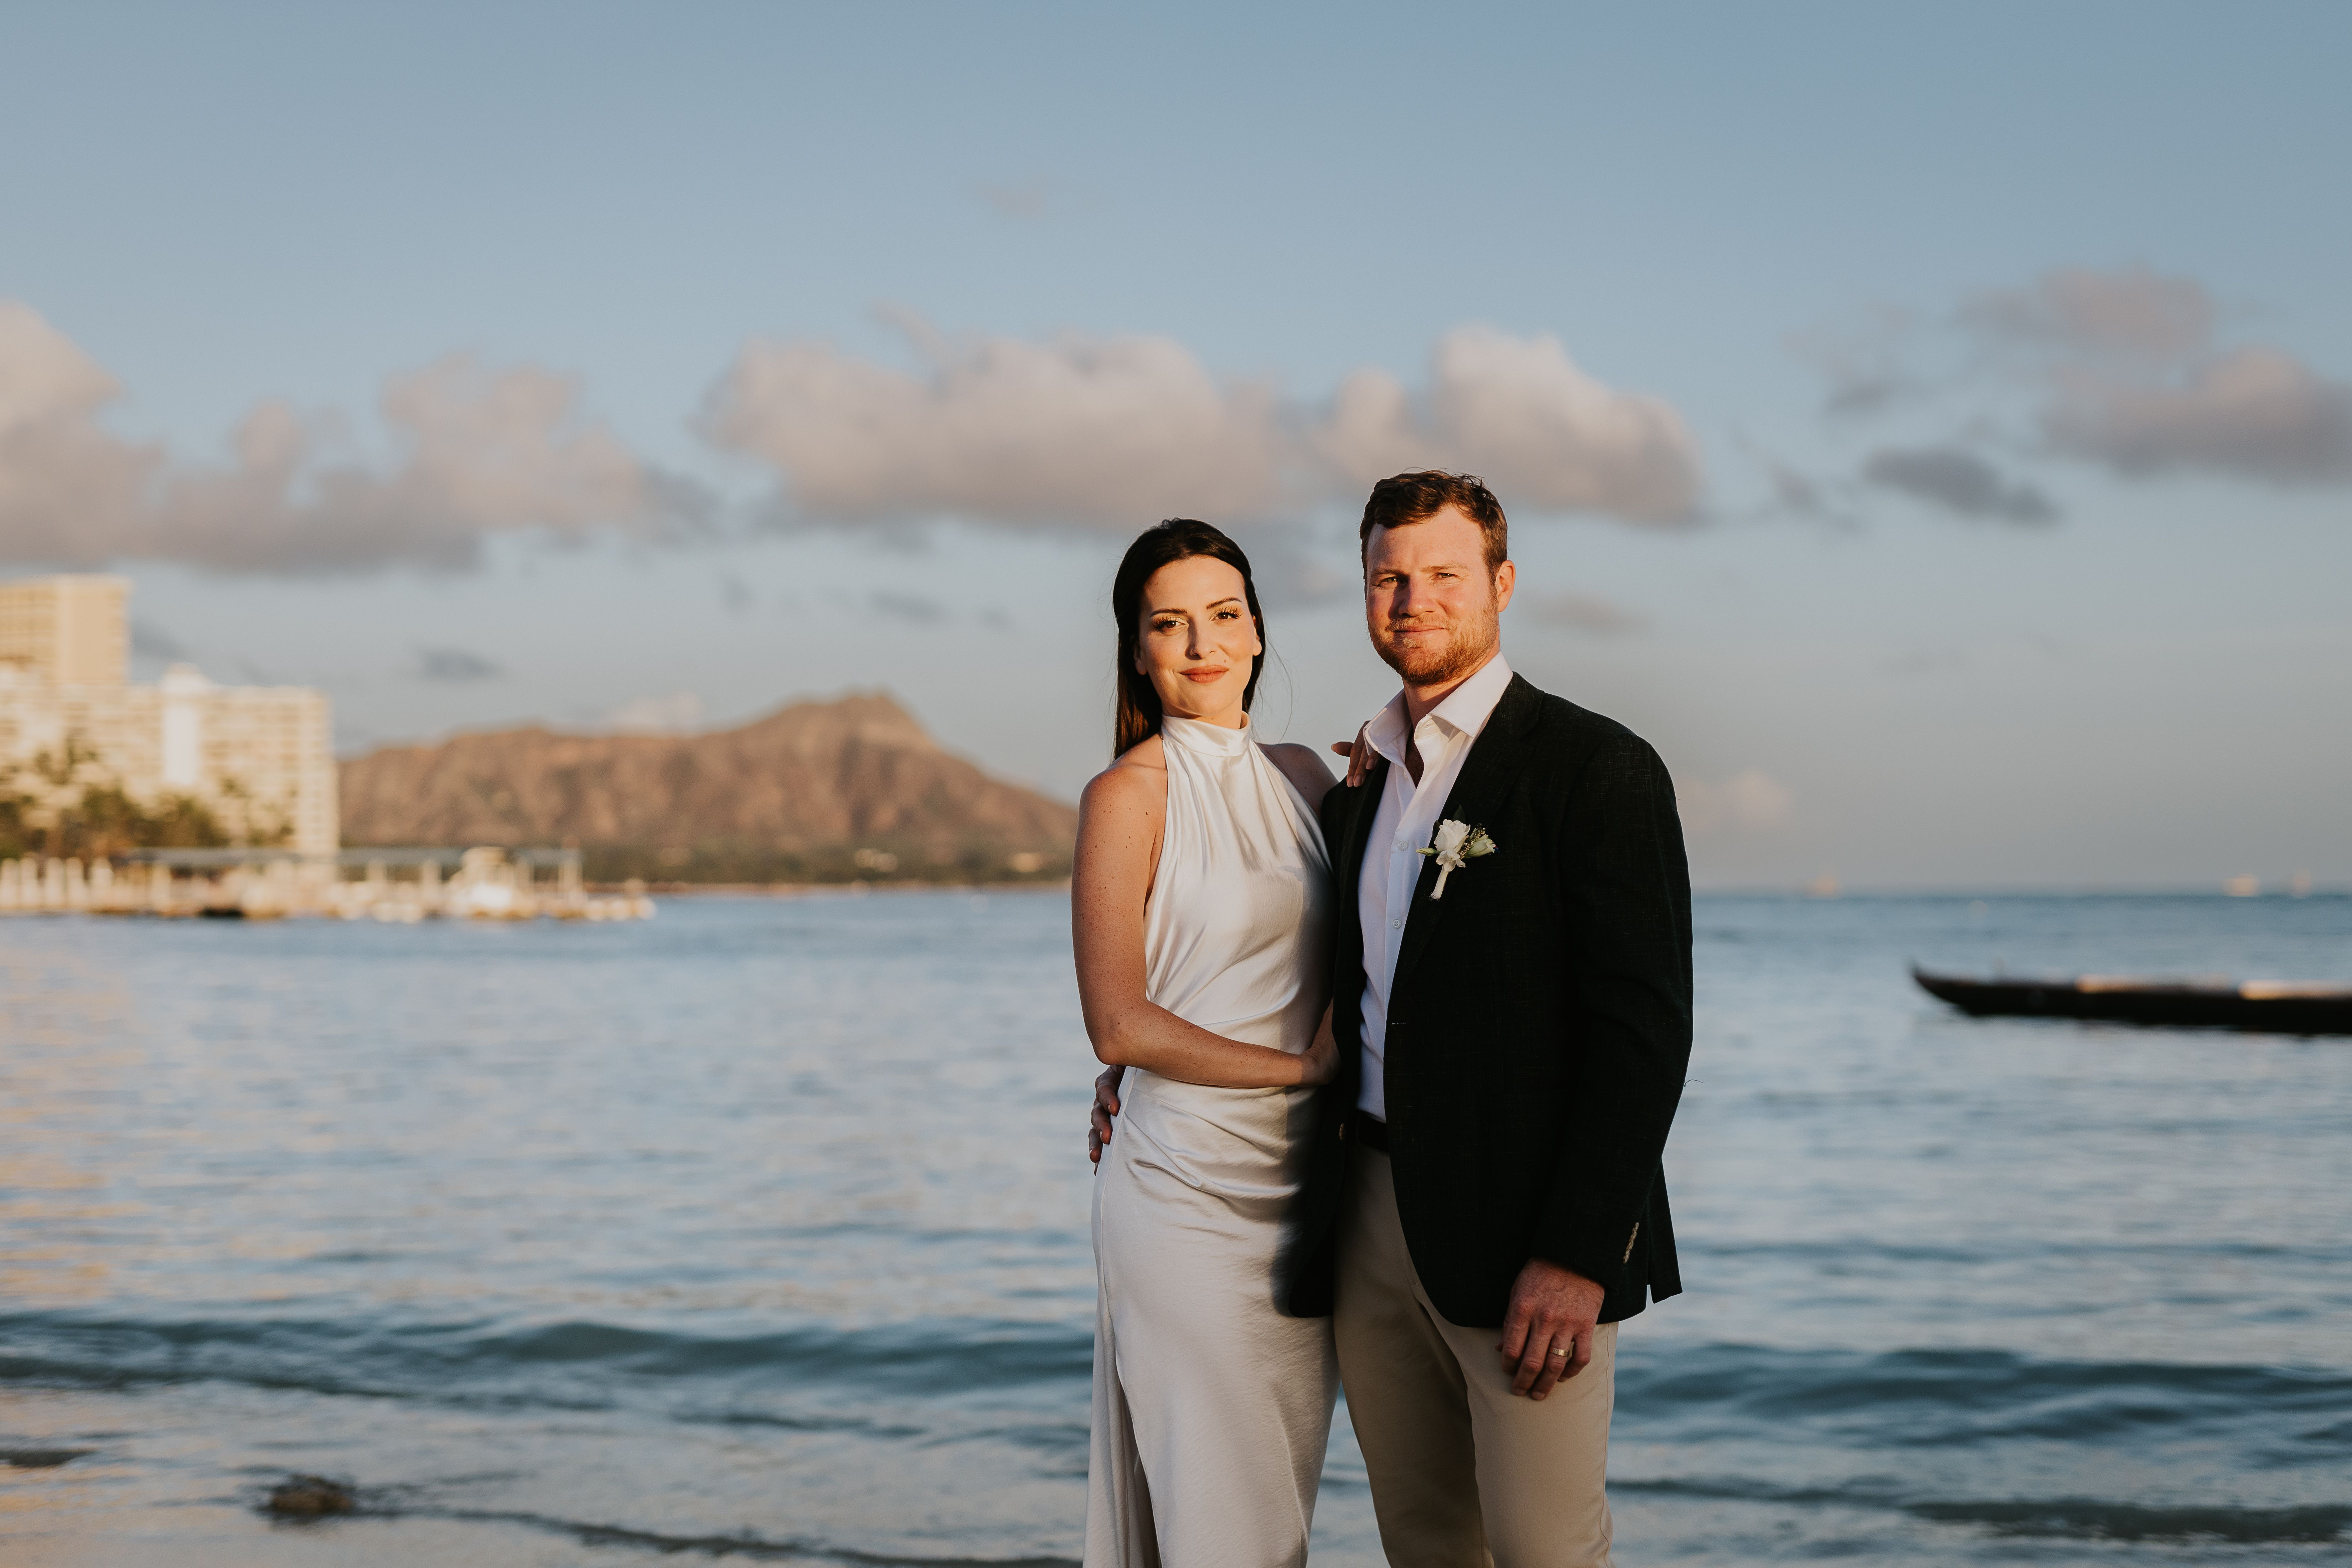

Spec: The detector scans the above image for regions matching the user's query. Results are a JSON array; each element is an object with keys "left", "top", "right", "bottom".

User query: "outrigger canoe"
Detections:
[{"left": 1912, "top": 968, "right": 2352, "bottom": 1036}]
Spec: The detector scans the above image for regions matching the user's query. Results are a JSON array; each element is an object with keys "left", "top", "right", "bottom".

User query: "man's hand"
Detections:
[
  {"left": 1087, "top": 1065, "right": 1123, "bottom": 1165},
  {"left": 1497, "top": 1258, "right": 1606, "bottom": 1400},
  {"left": 1325, "top": 723, "right": 1376, "bottom": 788}
]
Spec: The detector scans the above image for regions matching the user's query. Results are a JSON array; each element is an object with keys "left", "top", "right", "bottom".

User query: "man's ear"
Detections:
[{"left": 1492, "top": 559, "right": 1516, "bottom": 613}]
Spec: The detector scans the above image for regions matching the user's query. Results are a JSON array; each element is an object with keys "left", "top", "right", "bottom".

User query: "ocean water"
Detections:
[{"left": 2, "top": 890, "right": 2348, "bottom": 1566}]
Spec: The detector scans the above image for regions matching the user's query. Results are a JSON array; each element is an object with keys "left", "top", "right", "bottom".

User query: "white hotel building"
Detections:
[{"left": 0, "top": 575, "right": 337, "bottom": 855}]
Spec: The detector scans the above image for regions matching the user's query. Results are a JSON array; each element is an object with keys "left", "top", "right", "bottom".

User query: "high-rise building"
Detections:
[
  {"left": 0, "top": 575, "right": 337, "bottom": 855},
  {"left": 0, "top": 574, "right": 129, "bottom": 687}
]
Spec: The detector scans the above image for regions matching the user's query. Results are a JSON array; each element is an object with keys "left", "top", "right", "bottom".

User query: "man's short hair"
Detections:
[{"left": 1359, "top": 470, "right": 1509, "bottom": 574}]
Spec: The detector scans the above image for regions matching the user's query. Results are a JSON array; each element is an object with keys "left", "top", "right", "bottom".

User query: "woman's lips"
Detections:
[{"left": 1181, "top": 667, "right": 1230, "bottom": 683}]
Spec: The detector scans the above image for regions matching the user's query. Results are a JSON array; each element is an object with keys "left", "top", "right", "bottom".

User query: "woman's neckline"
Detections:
[{"left": 1160, "top": 713, "right": 1253, "bottom": 757}]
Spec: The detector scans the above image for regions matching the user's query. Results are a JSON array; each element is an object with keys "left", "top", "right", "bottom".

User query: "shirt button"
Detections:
[{"left": 1390, "top": 918, "right": 1401, "bottom": 928}]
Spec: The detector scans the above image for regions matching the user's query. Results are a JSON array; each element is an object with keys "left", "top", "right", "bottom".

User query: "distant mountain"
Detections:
[{"left": 338, "top": 692, "right": 1076, "bottom": 883}]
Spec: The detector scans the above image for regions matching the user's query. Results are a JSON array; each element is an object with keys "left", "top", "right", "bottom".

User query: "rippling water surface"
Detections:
[{"left": 3, "top": 891, "right": 2348, "bottom": 1564}]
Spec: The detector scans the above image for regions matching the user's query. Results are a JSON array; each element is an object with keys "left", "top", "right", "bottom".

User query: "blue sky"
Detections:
[{"left": 3, "top": 1, "right": 2347, "bottom": 887}]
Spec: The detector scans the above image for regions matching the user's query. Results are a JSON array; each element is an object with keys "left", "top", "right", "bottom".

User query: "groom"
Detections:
[
  {"left": 1098, "top": 470, "right": 1691, "bottom": 1567},
  {"left": 1292, "top": 469, "right": 1690, "bottom": 1567}
]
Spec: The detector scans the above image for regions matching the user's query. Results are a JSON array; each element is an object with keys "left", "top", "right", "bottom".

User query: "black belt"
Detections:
[{"left": 1352, "top": 1114, "right": 1390, "bottom": 1153}]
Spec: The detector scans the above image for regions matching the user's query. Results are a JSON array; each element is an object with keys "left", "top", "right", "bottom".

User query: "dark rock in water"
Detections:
[
  {"left": 265, "top": 1475, "right": 356, "bottom": 1516},
  {"left": 1, "top": 1447, "right": 93, "bottom": 1468}
]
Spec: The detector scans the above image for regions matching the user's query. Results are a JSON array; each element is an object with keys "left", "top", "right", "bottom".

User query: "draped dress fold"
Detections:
[{"left": 1085, "top": 715, "right": 1339, "bottom": 1568}]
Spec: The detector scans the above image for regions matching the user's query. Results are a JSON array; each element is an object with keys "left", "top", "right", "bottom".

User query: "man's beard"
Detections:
[{"left": 1373, "top": 612, "right": 1500, "bottom": 687}]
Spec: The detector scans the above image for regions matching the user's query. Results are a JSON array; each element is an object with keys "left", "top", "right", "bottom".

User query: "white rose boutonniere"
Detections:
[{"left": 1417, "top": 818, "right": 1498, "bottom": 900}]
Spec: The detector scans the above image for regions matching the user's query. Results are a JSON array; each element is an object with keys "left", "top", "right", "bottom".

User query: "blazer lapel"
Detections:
[{"left": 1389, "top": 676, "right": 1540, "bottom": 997}]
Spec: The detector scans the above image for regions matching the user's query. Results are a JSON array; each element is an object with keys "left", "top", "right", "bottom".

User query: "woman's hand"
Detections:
[
  {"left": 1326, "top": 722, "right": 1376, "bottom": 787},
  {"left": 1295, "top": 1029, "right": 1339, "bottom": 1086},
  {"left": 1294, "top": 1003, "right": 1340, "bottom": 1087},
  {"left": 1088, "top": 1065, "right": 1123, "bottom": 1165}
]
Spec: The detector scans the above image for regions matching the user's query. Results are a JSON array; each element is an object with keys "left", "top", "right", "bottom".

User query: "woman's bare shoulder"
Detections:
[
  {"left": 1257, "top": 741, "right": 1335, "bottom": 810},
  {"left": 1082, "top": 736, "right": 1168, "bottom": 815}
]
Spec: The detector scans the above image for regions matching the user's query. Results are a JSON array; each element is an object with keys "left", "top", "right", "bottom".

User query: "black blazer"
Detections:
[{"left": 1284, "top": 673, "right": 1693, "bottom": 1328}]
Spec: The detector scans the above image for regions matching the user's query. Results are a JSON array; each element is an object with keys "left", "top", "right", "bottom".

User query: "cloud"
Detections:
[
  {"left": 1862, "top": 445, "right": 2057, "bottom": 524},
  {"left": 1517, "top": 589, "right": 1645, "bottom": 634},
  {"left": 1964, "top": 269, "right": 2352, "bottom": 487},
  {"left": 1311, "top": 327, "right": 1701, "bottom": 522},
  {"left": 704, "top": 324, "right": 1284, "bottom": 529},
  {"left": 978, "top": 181, "right": 1049, "bottom": 220},
  {"left": 1233, "top": 523, "right": 1361, "bottom": 608},
  {"left": 705, "top": 317, "right": 1704, "bottom": 532},
  {"left": 1962, "top": 267, "right": 2216, "bottom": 362},
  {"left": 1792, "top": 305, "right": 1924, "bottom": 419},
  {"left": 413, "top": 645, "right": 503, "bottom": 682},
  {"left": 0, "top": 301, "right": 691, "bottom": 575},
  {"left": 870, "top": 589, "right": 947, "bottom": 624},
  {"left": 603, "top": 691, "right": 705, "bottom": 734},
  {"left": 2042, "top": 347, "right": 2352, "bottom": 484},
  {"left": 1803, "top": 267, "right": 2352, "bottom": 499},
  {"left": 1676, "top": 769, "right": 1793, "bottom": 836}
]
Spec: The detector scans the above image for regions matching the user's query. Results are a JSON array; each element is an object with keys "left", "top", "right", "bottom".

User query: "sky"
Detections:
[{"left": 2, "top": 0, "right": 2347, "bottom": 889}]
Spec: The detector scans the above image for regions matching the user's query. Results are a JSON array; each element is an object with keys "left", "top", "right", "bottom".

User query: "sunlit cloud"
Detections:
[
  {"left": 0, "top": 301, "right": 697, "bottom": 575},
  {"left": 1808, "top": 269, "right": 2352, "bottom": 503},
  {"left": 1973, "top": 270, "right": 2352, "bottom": 485},
  {"left": 704, "top": 324, "right": 1286, "bottom": 530},
  {"left": 1676, "top": 769, "right": 1794, "bottom": 836},
  {"left": 706, "top": 316, "right": 1705, "bottom": 533},
  {"left": 1311, "top": 327, "right": 1702, "bottom": 523},
  {"left": 2042, "top": 346, "right": 2352, "bottom": 484},
  {"left": 1961, "top": 267, "right": 2216, "bottom": 362},
  {"left": 1516, "top": 589, "right": 1646, "bottom": 634}
]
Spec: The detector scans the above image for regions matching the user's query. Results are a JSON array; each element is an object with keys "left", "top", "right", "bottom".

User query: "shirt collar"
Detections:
[{"left": 1363, "top": 653, "right": 1514, "bottom": 769}]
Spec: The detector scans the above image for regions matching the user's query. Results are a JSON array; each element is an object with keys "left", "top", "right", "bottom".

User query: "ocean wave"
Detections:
[
  {"left": 262, "top": 1486, "right": 1080, "bottom": 1566},
  {"left": 0, "top": 1310, "right": 1092, "bottom": 1414},
  {"left": 1908, "top": 1497, "right": 2352, "bottom": 1543},
  {"left": 1613, "top": 1478, "right": 2351, "bottom": 1544},
  {"left": 10, "top": 1309, "right": 2345, "bottom": 1507},
  {"left": 1619, "top": 1341, "right": 2352, "bottom": 1448}
]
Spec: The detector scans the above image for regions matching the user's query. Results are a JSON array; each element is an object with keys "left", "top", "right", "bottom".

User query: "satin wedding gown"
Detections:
[{"left": 1085, "top": 715, "right": 1339, "bottom": 1568}]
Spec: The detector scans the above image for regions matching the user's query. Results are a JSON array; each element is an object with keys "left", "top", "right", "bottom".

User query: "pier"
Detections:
[{"left": 0, "top": 845, "right": 653, "bottom": 921}]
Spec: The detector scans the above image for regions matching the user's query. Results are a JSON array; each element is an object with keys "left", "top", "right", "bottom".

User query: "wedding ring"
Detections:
[{"left": 1548, "top": 1347, "right": 1568, "bottom": 1359}]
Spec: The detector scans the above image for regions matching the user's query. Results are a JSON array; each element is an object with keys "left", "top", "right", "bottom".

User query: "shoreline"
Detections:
[{"left": 607, "top": 879, "right": 1072, "bottom": 897}]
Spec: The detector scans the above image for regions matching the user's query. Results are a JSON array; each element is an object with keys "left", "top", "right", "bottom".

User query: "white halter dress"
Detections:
[{"left": 1085, "top": 715, "right": 1339, "bottom": 1568}]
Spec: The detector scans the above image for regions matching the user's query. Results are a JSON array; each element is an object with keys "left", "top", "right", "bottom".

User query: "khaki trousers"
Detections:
[{"left": 1334, "top": 1147, "right": 1616, "bottom": 1568}]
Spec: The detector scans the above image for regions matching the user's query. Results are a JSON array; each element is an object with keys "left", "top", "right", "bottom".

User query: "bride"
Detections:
[{"left": 1076, "top": 519, "right": 1341, "bottom": 1567}]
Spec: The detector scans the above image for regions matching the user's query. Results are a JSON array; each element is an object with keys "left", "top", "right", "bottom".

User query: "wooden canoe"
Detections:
[{"left": 1912, "top": 968, "right": 2352, "bottom": 1035}]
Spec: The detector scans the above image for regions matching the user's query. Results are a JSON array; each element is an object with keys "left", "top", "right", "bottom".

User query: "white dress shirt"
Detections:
[{"left": 1355, "top": 653, "right": 1514, "bottom": 1120}]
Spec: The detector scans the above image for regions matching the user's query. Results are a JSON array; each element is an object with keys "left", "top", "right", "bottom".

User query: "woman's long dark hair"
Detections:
[{"left": 1111, "top": 519, "right": 1266, "bottom": 757}]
